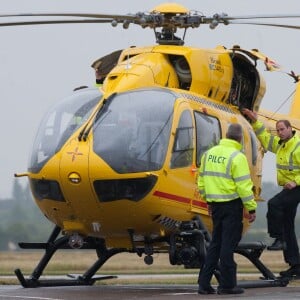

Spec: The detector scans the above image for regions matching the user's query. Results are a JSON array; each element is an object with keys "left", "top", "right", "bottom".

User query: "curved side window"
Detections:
[
  {"left": 194, "top": 111, "right": 221, "bottom": 167},
  {"left": 29, "top": 88, "right": 101, "bottom": 173},
  {"left": 170, "top": 110, "right": 194, "bottom": 169}
]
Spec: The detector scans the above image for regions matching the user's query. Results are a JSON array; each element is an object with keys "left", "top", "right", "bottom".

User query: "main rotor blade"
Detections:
[
  {"left": 0, "top": 19, "right": 113, "bottom": 27},
  {"left": 223, "top": 13, "right": 300, "bottom": 21},
  {"left": 2, "top": 12, "right": 300, "bottom": 22},
  {"left": 0, "top": 12, "right": 137, "bottom": 20},
  {"left": 2, "top": 11, "right": 300, "bottom": 30},
  {"left": 219, "top": 14, "right": 300, "bottom": 21},
  {"left": 228, "top": 21, "right": 300, "bottom": 30}
]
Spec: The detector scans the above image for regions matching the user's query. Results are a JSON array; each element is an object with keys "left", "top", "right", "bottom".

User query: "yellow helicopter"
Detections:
[{"left": 2, "top": 2, "right": 300, "bottom": 289}]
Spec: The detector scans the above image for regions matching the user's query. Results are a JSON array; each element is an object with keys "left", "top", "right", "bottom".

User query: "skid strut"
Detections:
[
  {"left": 235, "top": 242, "right": 289, "bottom": 288},
  {"left": 14, "top": 225, "right": 125, "bottom": 288}
]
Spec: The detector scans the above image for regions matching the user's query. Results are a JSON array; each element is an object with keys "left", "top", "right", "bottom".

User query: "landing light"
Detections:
[{"left": 68, "top": 172, "right": 81, "bottom": 184}]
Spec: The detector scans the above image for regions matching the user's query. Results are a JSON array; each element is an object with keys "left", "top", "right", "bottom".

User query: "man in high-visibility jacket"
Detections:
[
  {"left": 243, "top": 108, "right": 300, "bottom": 277},
  {"left": 197, "top": 123, "right": 257, "bottom": 295}
]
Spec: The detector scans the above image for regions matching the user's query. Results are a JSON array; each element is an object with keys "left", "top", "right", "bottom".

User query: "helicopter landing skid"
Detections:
[
  {"left": 14, "top": 225, "right": 124, "bottom": 288},
  {"left": 235, "top": 242, "right": 290, "bottom": 288},
  {"left": 277, "top": 275, "right": 300, "bottom": 281},
  {"left": 15, "top": 268, "right": 117, "bottom": 288}
]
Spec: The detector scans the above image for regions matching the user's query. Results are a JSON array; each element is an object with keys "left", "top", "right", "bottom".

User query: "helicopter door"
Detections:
[{"left": 154, "top": 107, "right": 196, "bottom": 211}]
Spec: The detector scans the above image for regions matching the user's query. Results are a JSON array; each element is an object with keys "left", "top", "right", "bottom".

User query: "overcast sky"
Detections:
[{"left": 1, "top": 0, "right": 300, "bottom": 198}]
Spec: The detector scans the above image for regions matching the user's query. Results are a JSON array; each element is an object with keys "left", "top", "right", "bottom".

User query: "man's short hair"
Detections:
[
  {"left": 276, "top": 119, "right": 292, "bottom": 128},
  {"left": 226, "top": 123, "right": 243, "bottom": 142}
]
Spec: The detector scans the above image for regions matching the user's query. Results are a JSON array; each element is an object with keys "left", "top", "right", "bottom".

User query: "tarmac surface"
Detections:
[{"left": 0, "top": 282, "right": 299, "bottom": 300}]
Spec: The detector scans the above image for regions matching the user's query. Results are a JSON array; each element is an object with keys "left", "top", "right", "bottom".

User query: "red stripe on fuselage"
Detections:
[
  {"left": 153, "top": 190, "right": 208, "bottom": 209},
  {"left": 153, "top": 191, "right": 251, "bottom": 219}
]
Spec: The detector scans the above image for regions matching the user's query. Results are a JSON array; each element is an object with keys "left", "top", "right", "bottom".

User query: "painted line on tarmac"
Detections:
[
  {"left": 165, "top": 292, "right": 196, "bottom": 295},
  {"left": 0, "top": 295, "right": 62, "bottom": 300}
]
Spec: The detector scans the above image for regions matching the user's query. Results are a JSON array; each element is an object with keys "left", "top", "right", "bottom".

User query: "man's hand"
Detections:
[
  {"left": 242, "top": 108, "right": 257, "bottom": 123},
  {"left": 284, "top": 181, "right": 297, "bottom": 190},
  {"left": 247, "top": 212, "right": 256, "bottom": 223}
]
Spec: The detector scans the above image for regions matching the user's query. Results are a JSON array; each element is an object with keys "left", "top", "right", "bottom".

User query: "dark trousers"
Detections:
[
  {"left": 267, "top": 186, "right": 300, "bottom": 265},
  {"left": 198, "top": 199, "right": 243, "bottom": 289}
]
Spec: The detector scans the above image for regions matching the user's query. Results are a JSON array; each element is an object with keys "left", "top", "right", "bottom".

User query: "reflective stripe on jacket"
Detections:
[
  {"left": 198, "top": 138, "right": 257, "bottom": 212},
  {"left": 252, "top": 120, "right": 300, "bottom": 186}
]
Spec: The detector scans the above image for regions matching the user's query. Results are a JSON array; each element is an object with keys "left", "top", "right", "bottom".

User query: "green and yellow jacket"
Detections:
[
  {"left": 198, "top": 138, "right": 257, "bottom": 212},
  {"left": 252, "top": 120, "right": 300, "bottom": 186}
]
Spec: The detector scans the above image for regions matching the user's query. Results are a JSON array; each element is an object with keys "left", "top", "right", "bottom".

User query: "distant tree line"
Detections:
[
  {"left": 0, "top": 180, "right": 299, "bottom": 250},
  {"left": 0, "top": 180, "right": 53, "bottom": 250}
]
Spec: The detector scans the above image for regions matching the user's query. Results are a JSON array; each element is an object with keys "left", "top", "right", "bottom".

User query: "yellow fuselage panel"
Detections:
[
  {"left": 289, "top": 81, "right": 300, "bottom": 120},
  {"left": 188, "top": 48, "right": 233, "bottom": 101},
  {"left": 103, "top": 52, "right": 179, "bottom": 94},
  {"left": 103, "top": 45, "right": 233, "bottom": 103}
]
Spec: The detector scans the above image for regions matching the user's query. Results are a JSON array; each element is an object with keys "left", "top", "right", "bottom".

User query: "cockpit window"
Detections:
[
  {"left": 28, "top": 88, "right": 101, "bottom": 173},
  {"left": 93, "top": 89, "right": 175, "bottom": 173}
]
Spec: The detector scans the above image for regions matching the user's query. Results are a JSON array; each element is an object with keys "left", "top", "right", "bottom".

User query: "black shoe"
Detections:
[
  {"left": 198, "top": 285, "right": 216, "bottom": 294},
  {"left": 267, "top": 238, "right": 285, "bottom": 251},
  {"left": 279, "top": 265, "right": 300, "bottom": 277},
  {"left": 217, "top": 287, "right": 244, "bottom": 295}
]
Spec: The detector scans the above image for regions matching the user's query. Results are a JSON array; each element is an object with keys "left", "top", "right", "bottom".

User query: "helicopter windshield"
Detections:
[
  {"left": 29, "top": 87, "right": 101, "bottom": 173},
  {"left": 93, "top": 89, "right": 175, "bottom": 173}
]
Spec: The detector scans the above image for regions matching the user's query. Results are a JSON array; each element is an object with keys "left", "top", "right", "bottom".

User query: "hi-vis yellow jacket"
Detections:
[
  {"left": 252, "top": 120, "right": 300, "bottom": 186},
  {"left": 198, "top": 138, "right": 257, "bottom": 212}
]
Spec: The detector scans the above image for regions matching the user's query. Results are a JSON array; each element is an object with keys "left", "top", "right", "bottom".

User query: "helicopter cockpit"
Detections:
[{"left": 28, "top": 87, "right": 175, "bottom": 175}]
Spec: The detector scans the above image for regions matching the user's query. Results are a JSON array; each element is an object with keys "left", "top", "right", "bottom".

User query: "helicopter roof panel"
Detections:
[{"left": 151, "top": 3, "right": 189, "bottom": 14}]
